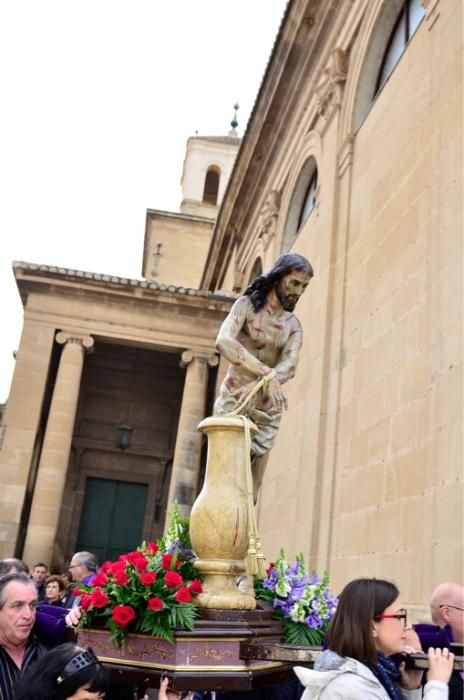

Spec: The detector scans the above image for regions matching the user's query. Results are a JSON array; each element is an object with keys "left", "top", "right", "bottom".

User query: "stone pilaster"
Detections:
[
  {"left": 166, "top": 349, "right": 218, "bottom": 518},
  {"left": 22, "top": 331, "right": 94, "bottom": 566}
]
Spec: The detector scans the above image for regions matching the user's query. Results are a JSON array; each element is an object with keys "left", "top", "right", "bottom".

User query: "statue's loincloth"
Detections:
[{"left": 213, "top": 382, "right": 282, "bottom": 457}]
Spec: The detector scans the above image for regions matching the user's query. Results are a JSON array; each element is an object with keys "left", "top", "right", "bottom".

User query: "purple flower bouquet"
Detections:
[{"left": 254, "top": 549, "right": 338, "bottom": 645}]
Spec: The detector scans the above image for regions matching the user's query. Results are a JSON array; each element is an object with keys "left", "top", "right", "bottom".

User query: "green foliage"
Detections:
[{"left": 78, "top": 501, "right": 203, "bottom": 648}]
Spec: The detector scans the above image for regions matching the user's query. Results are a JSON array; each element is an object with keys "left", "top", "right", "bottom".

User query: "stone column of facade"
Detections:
[
  {"left": 166, "top": 349, "right": 218, "bottom": 518},
  {"left": 22, "top": 331, "right": 94, "bottom": 566}
]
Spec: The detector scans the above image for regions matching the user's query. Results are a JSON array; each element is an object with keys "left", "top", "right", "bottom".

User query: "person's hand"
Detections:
[
  {"left": 404, "top": 627, "right": 422, "bottom": 650},
  {"left": 65, "top": 607, "right": 82, "bottom": 628},
  {"left": 399, "top": 644, "right": 423, "bottom": 690},
  {"left": 427, "top": 647, "right": 454, "bottom": 684},
  {"left": 158, "top": 677, "right": 192, "bottom": 700},
  {"left": 264, "top": 376, "right": 288, "bottom": 411}
]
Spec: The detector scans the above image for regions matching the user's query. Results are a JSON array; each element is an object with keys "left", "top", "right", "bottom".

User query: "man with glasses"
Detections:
[
  {"left": 412, "top": 581, "right": 463, "bottom": 700},
  {"left": 430, "top": 582, "right": 464, "bottom": 645},
  {"left": 68, "top": 551, "right": 98, "bottom": 586}
]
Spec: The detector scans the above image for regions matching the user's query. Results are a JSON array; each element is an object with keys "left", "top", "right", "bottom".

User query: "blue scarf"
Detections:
[{"left": 368, "top": 653, "right": 403, "bottom": 700}]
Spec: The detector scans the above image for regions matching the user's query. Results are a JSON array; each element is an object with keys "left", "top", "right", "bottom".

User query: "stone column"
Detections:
[
  {"left": 22, "top": 331, "right": 94, "bottom": 566},
  {"left": 166, "top": 349, "right": 218, "bottom": 518}
]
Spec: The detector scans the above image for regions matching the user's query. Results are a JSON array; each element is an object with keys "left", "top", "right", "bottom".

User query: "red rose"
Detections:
[
  {"left": 90, "top": 588, "right": 109, "bottom": 609},
  {"left": 81, "top": 594, "right": 92, "bottom": 611},
  {"left": 188, "top": 579, "right": 203, "bottom": 595},
  {"left": 92, "top": 572, "right": 108, "bottom": 587},
  {"left": 110, "top": 560, "right": 126, "bottom": 574},
  {"left": 72, "top": 587, "right": 86, "bottom": 597},
  {"left": 118, "top": 554, "right": 130, "bottom": 563},
  {"left": 148, "top": 597, "right": 163, "bottom": 611},
  {"left": 140, "top": 571, "right": 157, "bottom": 586},
  {"left": 146, "top": 541, "right": 158, "bottom": 555},
  {"left": 112, "top": 604, "right": 136, "bottom": 627},
  {"left": 174, "top": 587, "right": 192, "bottom": 603},
  {"left": 113, "top": 569, "right": 129, "bottom": 586},
  {"left": 133, "top": 555, "right": 148, "bottom": 573},
  {"left": 126, "top": 550, "right": 141, "bottom": 563},
  {"left": 165, "top": 571, "right": 183, "bottom": 588},
  {"left": 101, "top": 560, "right": 113, "bottom": 573},
  {"left": 161, "top": 553, "right": 173, "bottom": 569}
]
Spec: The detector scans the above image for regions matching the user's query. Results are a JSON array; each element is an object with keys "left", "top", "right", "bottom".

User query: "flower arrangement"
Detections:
[
  {"left": 254, "top": 549, "right": 338, "bottom": 646},
  {"left": 76, "top": 502, "right": 202, "bottom": 647}
]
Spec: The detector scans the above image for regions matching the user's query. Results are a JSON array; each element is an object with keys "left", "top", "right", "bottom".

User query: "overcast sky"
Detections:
[{"left": 0, "top": 1, "right": 287, "bottom": 402}]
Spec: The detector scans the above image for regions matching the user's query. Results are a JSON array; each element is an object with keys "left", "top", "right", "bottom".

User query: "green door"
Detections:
[{"left": 75, "top": 478, "right": 148, "bottom": 563}]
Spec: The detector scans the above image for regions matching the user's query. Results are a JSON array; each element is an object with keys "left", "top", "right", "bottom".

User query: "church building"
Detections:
[{"left": 0, "top": 0, "right": 462, "bottom": 613}]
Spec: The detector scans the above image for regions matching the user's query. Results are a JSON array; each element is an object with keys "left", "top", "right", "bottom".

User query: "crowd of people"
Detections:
[{"left": 0, "top": 551, "right": 461, "bottom": 700}]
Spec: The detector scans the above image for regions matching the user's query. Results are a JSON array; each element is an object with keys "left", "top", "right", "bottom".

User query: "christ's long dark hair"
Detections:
[{"left": 244, "top": 253, "right": 313, "bottom": 311}]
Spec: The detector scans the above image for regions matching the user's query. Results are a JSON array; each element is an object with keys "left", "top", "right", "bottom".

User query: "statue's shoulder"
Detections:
[
  {"left": 232, "top": 295, "right": 253, "bottom": 312},
  {"left": 289, "top": 313, "right": 303, "bottom": 333}
]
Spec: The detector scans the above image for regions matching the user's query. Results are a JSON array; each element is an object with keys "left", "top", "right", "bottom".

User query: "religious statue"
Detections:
[{"left": 214, "top": 253, "right": 313, "bottom": 498}]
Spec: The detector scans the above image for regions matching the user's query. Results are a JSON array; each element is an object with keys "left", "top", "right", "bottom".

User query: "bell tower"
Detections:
[{"left": 180, "top": 104, "right": 241, "bottom": 218}]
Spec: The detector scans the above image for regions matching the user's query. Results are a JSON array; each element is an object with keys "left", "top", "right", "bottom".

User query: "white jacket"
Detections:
[{"left": 294, "top": 651, "right": 448, "bottom": 700}]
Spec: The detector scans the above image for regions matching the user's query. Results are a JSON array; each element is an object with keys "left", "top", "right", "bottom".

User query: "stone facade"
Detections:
[
  {"left": 0, "top": 264, "right": 233, "bottom": 567},
  {"left": 0, "top": 0, "right": 461, "bottom": 615},
  {"left": 202, "top": 0, "right": 463, "bottom": 608}
]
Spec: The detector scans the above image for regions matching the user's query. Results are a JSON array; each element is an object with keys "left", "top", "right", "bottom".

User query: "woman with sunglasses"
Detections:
[
  {"left": 14, "top": 642, "right": 108, "bottom": 700},
  {"left": 295, "top": 578, "right": 454, "bottom": 699}
]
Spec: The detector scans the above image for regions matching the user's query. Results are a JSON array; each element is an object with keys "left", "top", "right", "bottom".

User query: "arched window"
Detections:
[
  {"left": 298, "top": 168, "right": 318, "bottom": 230},
  {"left": 247, "top": 257, "right": 263, "bottom": 286},
  {"left": 375, "top": 0, "right": 424, "bottom": 95},
  {"left": 282, "top": 156, "right": 318, "bottom": 251},
  {"left": 203, "top": 167, "right": 220, "bottom": 205}
]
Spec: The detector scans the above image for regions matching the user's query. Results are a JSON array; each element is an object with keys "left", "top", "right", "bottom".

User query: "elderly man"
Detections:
[
  {"left": 413, "top": 582, "right": 464, "bottom": 700},
  {"left": 0, "top": 573, "right": 48, "bottom": 700},
  {"left": 430, "top": 582, "right": 464, "bottom": 644},
  {"left": 68, "top": 551, "right": 98, "bottom": 586},
  {"left": 214, "top": 253, "right": 313, "bottom": 497}
]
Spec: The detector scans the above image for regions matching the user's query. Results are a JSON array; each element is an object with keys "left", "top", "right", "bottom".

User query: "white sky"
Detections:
[{"left": 0, "top": 1, "right": 287, "bottom": 403}]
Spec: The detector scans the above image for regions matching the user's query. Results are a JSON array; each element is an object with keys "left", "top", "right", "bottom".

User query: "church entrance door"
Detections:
[{"left": 75, "top": 477, "right": 148, "bottom": 563}]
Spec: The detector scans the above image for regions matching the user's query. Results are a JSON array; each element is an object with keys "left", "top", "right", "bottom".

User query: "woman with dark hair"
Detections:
[
  {"left": 43, "top": 575, "right": 67, "bottom": 606},
  {"left": 294, "top": 578, "right": 454, "bottom": 699},
  {"left": 15, "top": 643, "right": 108, "bottom": 700}
]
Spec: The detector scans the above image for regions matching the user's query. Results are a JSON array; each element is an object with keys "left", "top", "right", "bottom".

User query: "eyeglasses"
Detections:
[
  {"left": 68, "top": 564, "right": 81, "bottom": 569},
  {"left": 374, "top": 608, "right": 408, "bottom": 626},
  {"left": 439, "top": 604, "right": 464, "bottom": 612}
]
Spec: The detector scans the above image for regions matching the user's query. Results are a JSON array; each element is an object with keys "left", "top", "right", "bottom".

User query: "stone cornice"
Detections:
[
  {"left": 13, "top": 261, "right": 235, "bottom": 310},
  {"left": 201, "top": 0, "right": 353, "bottom": 290}
]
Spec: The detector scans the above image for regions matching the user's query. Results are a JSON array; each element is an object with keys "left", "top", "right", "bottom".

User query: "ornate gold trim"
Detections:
[{"left": 96, "top": 656, "right": 285, "bottom": 672}]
